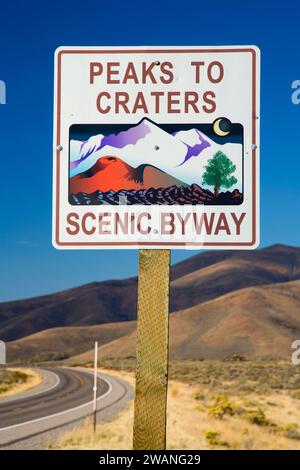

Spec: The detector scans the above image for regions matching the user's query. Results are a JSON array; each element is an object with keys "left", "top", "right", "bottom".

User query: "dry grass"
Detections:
[
  {"left": 47, "top": 362, "right": 300, "bottom": 450},
  {"left": 0, "top": 367, "right": 42, "bottom": 398},
  {"left": 98, "top": 358, "right": 300, "bottom": 394},
  {"left": 166, "top": 382, "right": 300, "bottom": 450}
]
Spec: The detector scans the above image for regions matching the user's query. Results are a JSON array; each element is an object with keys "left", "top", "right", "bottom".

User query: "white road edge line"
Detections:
[
  {"left": 29, "top": 370, "right": 60, "bottom": 398},
  {"left": 0, "top": 374, "right": 112, "bottom": 432}
]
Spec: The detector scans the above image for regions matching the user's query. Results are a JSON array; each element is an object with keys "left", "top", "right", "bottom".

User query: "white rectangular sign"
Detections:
[{"left": 53, "top": 45, "right": 260, "bottom": 249}]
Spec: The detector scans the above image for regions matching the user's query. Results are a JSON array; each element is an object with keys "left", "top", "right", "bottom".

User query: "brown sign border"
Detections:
[{"left": 55, "top": 47, "right": 258, "bottom": 248}]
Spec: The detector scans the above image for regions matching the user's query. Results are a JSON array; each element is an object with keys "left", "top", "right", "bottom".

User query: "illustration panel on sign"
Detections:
[{"left": 69, "top": 118, "right": 243, "bottom": 206}]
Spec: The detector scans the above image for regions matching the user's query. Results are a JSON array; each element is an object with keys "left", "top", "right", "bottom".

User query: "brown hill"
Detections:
[
  {"left": 170, "top": 253, "right": 298, "bottom": 310},
  {"left": 7, "top": 321, "right": 136, "bottom": 363},
  {"left": 69, "top": 279, "right": 300, "bottom": 361},
  {"left": 1, "top": 244, "right": 300, "bottom": 342},
  {"left": 0, "top": 279, "right": 137, "bottom": 342}
]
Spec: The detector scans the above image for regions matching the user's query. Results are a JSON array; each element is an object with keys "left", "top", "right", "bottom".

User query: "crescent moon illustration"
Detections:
[{"left": 213, "top": 118, "right": 231, "bottom": 137}]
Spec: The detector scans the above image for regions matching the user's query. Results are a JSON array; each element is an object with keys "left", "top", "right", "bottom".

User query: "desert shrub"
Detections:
[
  {"left": 224, "top": 354, "right": 247, "bottom": 362},
  {"left": 278, "top": 423, "right": 296, "bottom": 432},
  {"left": 283, "top": 429, "right": 300, "bottom": 440},
  {"left": 201, "top": 378, "right": 211, "bottom": 385},
  {"left": 257, "top": 385, "right": 273, "bottom": 394},
  {"left": 194, "top": 392, "right": 205, "bottom": 401},
  {"left": 243, "top": 400, "right": 260, "bottom": 407},
  {"left": 235, "top": 383, "right": 257, "bottom": 393},
  {"left": 0, "top": 370, "right": 28, "bottom": 386},
  {"left": 195, "top": 405, "right": 206, "bottom": 412},
  {"left": 291, "top": 390, "right": 300, "bottom": 400},
  {"left": 11, "top": 371, "right": 28, "bottom": 383},
  {"left": 243, "top": 439, "right": 254, "bottom": 449},
  {"left": 205, "top": 430, "right": 220, "bottom": 446},
  {"left": 31, "top": 352, "right": 68, "bottom": 362},
  {"left": 0, "top": 369, "right": 29, "bottom": 395},
  {"left": 278, "top": 424, "right": 300, "bottom": 440},
  {"left": 204, "top": 430, "right": 230, "bottom": 448},
  {"left": 244, "top": 408, "right": 271, "bottom": 426},
  {"left": 208, "top": 395, "right": 241, "bottom": 419}
]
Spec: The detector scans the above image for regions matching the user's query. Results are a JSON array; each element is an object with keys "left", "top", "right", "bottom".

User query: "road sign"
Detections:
[{"left": 53, "top": 46, "right": 260, "bottom": 249}]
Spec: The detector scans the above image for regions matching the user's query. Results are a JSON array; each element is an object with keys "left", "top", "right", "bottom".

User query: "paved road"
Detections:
[{"left": 0, "top": 367, "right": 133, "bottom": 449}]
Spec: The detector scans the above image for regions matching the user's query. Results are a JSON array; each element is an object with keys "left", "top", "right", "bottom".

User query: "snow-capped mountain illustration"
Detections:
[{"left": 70, "top": 118, "right": 242, "bottom": 191}]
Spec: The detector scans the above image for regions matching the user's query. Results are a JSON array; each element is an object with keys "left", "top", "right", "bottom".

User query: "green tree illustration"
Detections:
[{"left": 202, "top": 151, "right": 238, "bottom": 197}]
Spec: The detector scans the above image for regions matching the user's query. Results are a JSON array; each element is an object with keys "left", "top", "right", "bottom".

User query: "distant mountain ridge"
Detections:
[
  {"left": 69, "top": 278, "right": 300, "bottom": 362},
  {"left": 70, "top": 118, "right": 211, "bottom": 175},
  {"left": 7, "top": 275, "right": 300, "bottom": 362},
  {"left": 1, "top": 245, "right": 300, "bottom": 351}
]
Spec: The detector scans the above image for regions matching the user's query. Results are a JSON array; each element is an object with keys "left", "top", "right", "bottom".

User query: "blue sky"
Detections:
[{"left": 0, "top": 0, "right": 299, "bottom": 302}]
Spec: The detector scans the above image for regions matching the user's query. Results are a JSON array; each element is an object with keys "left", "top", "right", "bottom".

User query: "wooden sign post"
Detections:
[{"left": 133, "top": 250, "right": 170, "bottom": 450}]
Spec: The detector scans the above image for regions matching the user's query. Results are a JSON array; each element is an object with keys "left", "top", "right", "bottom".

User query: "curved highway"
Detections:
[{"left": 0, "top": 367, "right": 133, "bottom": 449}]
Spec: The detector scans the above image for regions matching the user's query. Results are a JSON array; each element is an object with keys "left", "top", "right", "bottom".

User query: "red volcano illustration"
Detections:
[{"left": 70, "top": 155, "right": 187, "bottom": 194}]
